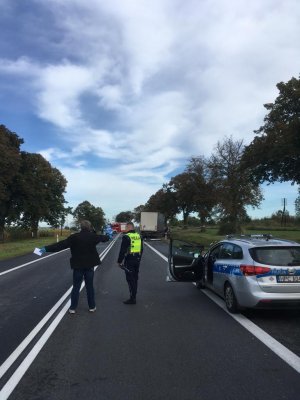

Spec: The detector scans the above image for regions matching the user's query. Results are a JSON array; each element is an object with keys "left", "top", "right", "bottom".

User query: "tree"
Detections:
[
  {"left": 167, "top": 173, "right": 198, "bottom": 226},
  {"left": 132, "top": 205, "right": 146, "bottom": 223},
  {"left": 52, "top": 206, "right": 73, "bottom": 235},
  {"left": 242, "top": 76, "right": 300, "bottom": 184},
  {"left": 208, "top": 137, "right": 263, "bottom": 234},
  {"left": 17, "top": 152, "right": 67, "bottom": 237},
  {"left": 0, "top": 125, "right": 23, "bottom": 240},
  {"left": 145, "top": 186, "right": 178, "bottom": 221},
  {"left": 115, "top": 211, "right": 134, "bottom": 222},
  {"left": 185, "top": 156, "right": 216, "bottom": 224},
  {"left": 73, "top": 201, "right": 105, "bottom": 231}
]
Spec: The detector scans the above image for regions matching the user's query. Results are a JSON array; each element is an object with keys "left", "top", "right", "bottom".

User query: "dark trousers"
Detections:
[
  {"left": 70, "top": 268, "right": 95, "bottom": 310},
  {"left": 124, "top": 257, "right": 140, "bottom": 300}
]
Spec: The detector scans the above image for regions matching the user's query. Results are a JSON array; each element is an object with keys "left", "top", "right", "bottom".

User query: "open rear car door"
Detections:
[{"left": 168, "top": 239, "right": 204, "bottom": 282}]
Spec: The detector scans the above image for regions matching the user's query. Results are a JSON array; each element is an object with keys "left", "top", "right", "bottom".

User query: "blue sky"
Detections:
[{"left": 0, "top": 0, "right": 299, "bottom": 222}]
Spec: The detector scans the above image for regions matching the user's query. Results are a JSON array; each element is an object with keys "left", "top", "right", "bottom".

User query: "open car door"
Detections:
[{"left": 168, "top": 239, "right": 204, "bottom": 282}]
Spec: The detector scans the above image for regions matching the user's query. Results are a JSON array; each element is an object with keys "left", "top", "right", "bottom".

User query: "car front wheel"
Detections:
[{"left": 224, "top": 283, "right": 239, "bottom": 313}]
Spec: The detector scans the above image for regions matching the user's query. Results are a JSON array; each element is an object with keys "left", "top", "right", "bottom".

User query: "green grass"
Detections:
[
  {"left": 0, "top": 235, "right": 68, "bottom": 261},
  {"left": 170, "top": 226, "right": 300, "bottom": 250}
]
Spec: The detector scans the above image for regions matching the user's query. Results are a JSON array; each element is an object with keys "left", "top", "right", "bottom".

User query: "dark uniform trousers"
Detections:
[{"left": 124, "top": 254, "right": 141, "bottom": 300}]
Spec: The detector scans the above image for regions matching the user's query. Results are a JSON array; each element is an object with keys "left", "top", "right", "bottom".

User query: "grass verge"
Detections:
[
  {"left": 169, "top": 227, "right": 300, "bottom": 249},
  {"left": 0, "top": 235, "right": 68, "bottom": 261}
]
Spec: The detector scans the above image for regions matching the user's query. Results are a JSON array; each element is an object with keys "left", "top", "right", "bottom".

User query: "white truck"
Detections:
[{"left": 140, "top": 212, "right": 166, "bottom": 239}]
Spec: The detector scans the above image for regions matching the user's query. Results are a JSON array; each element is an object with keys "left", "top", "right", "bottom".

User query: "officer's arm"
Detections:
[{"left": 117, "top": 235, "right": 130, "bottom": 264}]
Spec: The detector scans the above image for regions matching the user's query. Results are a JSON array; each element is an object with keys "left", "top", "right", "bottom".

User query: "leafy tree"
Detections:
[
  {"left": 185, "top": 156, "right": 216, "bottom": 224},
  {"left": 115, "top": 211, "right": 134, "bottom": 222},
  {"left": 17, "top": 152, "right": 67, "bottom": 237},
  {"left": 242, "top": 76, "right": 300, "bottom": 184},
  {"left": 73, "top": 201, "right": 105, "bottom": 231},
  {"left": 208, "top": 137, "right": 263, "bottom": 234},
  {"left": 145, "top": 186, "right": 178, "bottom": 221},
  {"left": 0, "top": 125, "right": 23, "bottom": 241},
  {"left": 132, "top": 205, "right": 146, "bottom": 223},
  {"left": 52, "top": 206, "right": 73, "bottom": 235},
  {"left": 167, "top": 173, "right": 198, "bottom": 226}
]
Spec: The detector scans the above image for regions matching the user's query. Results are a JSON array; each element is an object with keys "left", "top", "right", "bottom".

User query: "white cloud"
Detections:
[
  {"left": 1, "top": 0, "right": 300, "bottom": 218},
  {"left": 61, "top": 166, "right": 157, "bottom": 220}
]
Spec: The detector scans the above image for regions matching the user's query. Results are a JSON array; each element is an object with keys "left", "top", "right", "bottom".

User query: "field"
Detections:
[
  {"left": 0, "top": 234, "right": 69, "bottom": 261},
  {"left": 169, "top": 226, "right": 300, "bottom": 249}
]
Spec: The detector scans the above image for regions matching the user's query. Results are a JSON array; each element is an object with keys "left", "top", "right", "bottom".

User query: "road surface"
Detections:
[{"left": 0, "top": 236, "right": 300, "bottom": 399}]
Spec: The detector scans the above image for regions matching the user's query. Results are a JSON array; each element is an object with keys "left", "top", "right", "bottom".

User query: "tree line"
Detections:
[
  {"left": 117, "top": 75, "right": 300, "bottom": 233},
  {"left": 0, "top": 126, "right": 107, "bottom": 241}
]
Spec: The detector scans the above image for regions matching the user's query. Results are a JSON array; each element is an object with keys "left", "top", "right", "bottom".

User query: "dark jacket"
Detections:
[
  {"left": 45, "top": 230, "right": 109, "bottom": 269},
  {"left": 117, "top": 230, "right": 143, "bottom": 264}
]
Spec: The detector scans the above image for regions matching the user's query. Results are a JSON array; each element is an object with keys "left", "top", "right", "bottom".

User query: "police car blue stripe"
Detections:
[{"left": 213, "top": 263, "right": 243, "bottom": 276}]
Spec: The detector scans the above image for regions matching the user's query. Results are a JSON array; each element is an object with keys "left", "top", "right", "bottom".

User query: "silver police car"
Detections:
[{"left": 168, "top": 235, "right": 300, "bottom": 313}]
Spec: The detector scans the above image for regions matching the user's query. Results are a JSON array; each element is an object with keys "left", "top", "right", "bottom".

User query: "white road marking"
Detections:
[
  {"left": 146, "top": 242, "right": 300, "bottom": 375},
  {"left": 144, "top": 242, "right": 168, "bottom": 261},
  {"left": 0, "top": 237, "right": 118, "bottom": 399},
  {"left": 0, "top": 250, "right": 69, "bottom": 277}
]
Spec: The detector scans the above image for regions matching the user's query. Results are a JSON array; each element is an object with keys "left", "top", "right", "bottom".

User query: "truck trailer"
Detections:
[{"left": 140, "top": 212, "right": 166, "bottom": 239}]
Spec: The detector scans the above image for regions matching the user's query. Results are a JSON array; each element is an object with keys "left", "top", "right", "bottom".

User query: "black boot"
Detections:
[{"left": 123, "top": 298, "right": 136, "bottom": 304}]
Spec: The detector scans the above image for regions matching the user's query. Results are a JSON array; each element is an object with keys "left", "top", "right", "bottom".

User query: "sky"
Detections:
[{"left": 0, "top": 0, "right": 299, "bottom": 222}]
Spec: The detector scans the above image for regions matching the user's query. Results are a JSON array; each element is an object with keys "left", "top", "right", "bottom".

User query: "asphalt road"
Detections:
[{"left": 0, "top": 237, "right": 300, "bottom": 400}]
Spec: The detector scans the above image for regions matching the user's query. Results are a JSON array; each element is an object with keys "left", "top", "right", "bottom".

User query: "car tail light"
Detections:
[{"left": 240, "top": 265, "right": 271, "bottom": 276}]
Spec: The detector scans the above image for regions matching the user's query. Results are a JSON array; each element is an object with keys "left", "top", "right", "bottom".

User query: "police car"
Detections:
[{"left": 168, "top": 235, "right": 300, "bottom": 313}]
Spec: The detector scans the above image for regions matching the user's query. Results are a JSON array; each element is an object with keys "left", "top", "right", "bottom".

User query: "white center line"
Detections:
[{"left": 0, "top": 237, "right": 118, "bottom": 399}]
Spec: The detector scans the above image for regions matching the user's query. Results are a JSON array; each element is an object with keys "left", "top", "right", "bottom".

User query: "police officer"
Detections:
[{"left": 117, "top": 222, "right": 143, "bottom": 304}]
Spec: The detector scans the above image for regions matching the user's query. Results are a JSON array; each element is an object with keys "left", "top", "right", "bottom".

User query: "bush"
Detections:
[{"left": 218, "top": 222, "right": 243, "bottom": 235}]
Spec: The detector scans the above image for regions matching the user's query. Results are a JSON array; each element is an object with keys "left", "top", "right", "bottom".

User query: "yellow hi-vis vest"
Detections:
[{"left": 126, "top": 232, "right": 142, "bottom": 254}]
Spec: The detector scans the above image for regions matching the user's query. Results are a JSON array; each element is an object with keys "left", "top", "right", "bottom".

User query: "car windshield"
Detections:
[{"left": 249, "top": 246, "right": 300, "bottom": 266}]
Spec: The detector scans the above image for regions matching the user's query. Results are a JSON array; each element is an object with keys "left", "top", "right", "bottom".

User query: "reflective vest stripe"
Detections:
[{"left": 126, "top": 233, "right": 142, "bottom": 254}]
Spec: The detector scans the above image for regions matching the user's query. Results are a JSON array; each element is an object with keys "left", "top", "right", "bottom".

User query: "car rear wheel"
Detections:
[{"left": 224, "top": 283, "right": 239, "bottom": 313}]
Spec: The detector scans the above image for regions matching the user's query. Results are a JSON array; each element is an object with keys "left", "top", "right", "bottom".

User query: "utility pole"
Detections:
[{"left": 281, "top": 198, "right": 287, "bottom": 227}]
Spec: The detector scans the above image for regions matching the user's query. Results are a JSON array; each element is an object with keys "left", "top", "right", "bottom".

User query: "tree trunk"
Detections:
[
  {"left": 31, "top": 221, "right": 39, "bottom": 238},
  {"left": 0, "top": 214, "right": 7, "bottom": 241},
  {"left": 183, "top": 210, "right": 189, "bottom": 229}
]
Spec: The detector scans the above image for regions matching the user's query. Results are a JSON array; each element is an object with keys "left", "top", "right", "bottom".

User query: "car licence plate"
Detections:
[{"left": 277, "top": 275, "right": 300, "bottom": 283}]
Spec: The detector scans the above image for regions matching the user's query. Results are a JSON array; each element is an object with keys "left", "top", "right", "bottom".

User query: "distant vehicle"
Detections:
[
  {"left": 111, "top": 222, "right": 127, "bottom": 234},
  {"left": 111, "top": 222, "right": 121, "bottom": 233},
  {"left": 168, "top": 235, "right": 300, "bottom": 313},
  {"left": 140, "top": 212, "right": 166, "bottom": 239},
  {"left": 120, "top": 222, "right": 127, "bottom": 232}
]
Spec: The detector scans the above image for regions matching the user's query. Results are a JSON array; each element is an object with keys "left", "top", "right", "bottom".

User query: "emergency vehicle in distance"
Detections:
[
  {"left": 111, "top": 222, "right": 127, "bottom": 234},
  {"left": 140, "top": 212, "right": 166, "bottom": 239}
]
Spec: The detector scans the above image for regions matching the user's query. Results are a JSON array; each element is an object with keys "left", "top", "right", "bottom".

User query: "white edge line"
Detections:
[
  {"left": 0, "top": 237, "right": 118, "bottom": 398},
  {"left": 144, "top": 242, "right": 168, "bottom": 262},
  {"left": 146, "top": 242, "right": 300, "bottom": 375},
  {"left": 0, "top": 250, "right": 69, "bottom": 277}
]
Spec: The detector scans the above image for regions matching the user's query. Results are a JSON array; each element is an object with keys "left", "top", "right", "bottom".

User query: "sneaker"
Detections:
[
  {"left": 68, "top": 309, "right": 76, "bottom": 314},
  {"left": 89, "top": 307, "right": 97, "bottom": 312},
  {"left": 123, "top": 298, "right": 136, "bottom": 305}
]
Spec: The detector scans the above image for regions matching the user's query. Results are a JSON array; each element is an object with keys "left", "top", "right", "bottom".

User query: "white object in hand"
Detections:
[{"left": 33, "top": 248, "right": 43, "bottom": 256}]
